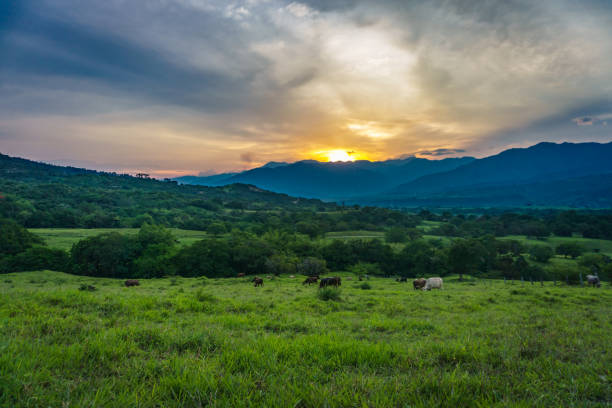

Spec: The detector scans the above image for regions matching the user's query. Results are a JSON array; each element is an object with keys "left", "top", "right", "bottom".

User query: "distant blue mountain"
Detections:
[
  {"left": 374, "top": 141, "right": 612, "bottom": 208},
  {"left": 175, "top": 156, "right": 475, "bottom": 200}
]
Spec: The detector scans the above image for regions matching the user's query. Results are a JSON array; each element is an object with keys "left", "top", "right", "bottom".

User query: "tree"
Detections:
[
  {"left": 385, "top": 227, "right": 407, "bottom": 243},
  {"left": 448, "top": 238, "right": 486, "bottom": 280},
  {"left": 0, "top": 247, "right": 69, "bottom": 273},
  {"left": 295, "top": 221, "right": 322, "bottom": 239},
  {"left": 578, "top": 253, "right": 609, "bottom": 275},
  {"left": 321, "top": 240, "right": 356, "bottom": 271},
  {"left": 207, "top": 222, "right": 226, "bottom": 236},
  {"left": 172, "top": 239, "right": 233, "bottom": 277},
  {"left": 556, "top": 242, "right": 584, "bottom": 259},
  {"left": 296, "top": 257, "right": 328, "bottom": 276},
  {"left": 70, "top": 232, "right": 140, "bottom": 278},
  {"left": 529, "top": 245, "right": 553, "bottom": 263},
  {"left": 138, "top": 223, "right": 177, "bottom": 248},
  {"left": 265, "top": 254, "right": 297, "bottom": 276},
  {"left": 349, "top": 262, "right": 381, "bottom": 279},
  {"left": 0, "top": 218, "right": 43, "bottom": 257}
]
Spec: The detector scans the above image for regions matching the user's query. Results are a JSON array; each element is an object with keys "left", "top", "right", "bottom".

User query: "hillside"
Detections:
[
  {"left": 377, "top": 142, "right": 612, "bottom": 208},
  {"left": 0, "top": 153, "right": 335, "bottom": 229}
]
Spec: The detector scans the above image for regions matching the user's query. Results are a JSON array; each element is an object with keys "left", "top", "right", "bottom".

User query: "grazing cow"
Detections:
[
  {"left": 422, "top": 277, "right": 443, "bottom": 291},
  {"left": 586, "top": 274, "right": 601, "bottom": 288},
  {"left": 125, "top": 279, "right": 140, "bottom": 287},
  {"left": 319, "top": 277, "right": 341, "bottom": 288},
  {"left": 289, "top": 275, "right": 295, "bottom": 278},
  {"left": 413, "top": 278, "right": 426, "bottom": 289},
  {"left": 266, "top": 275, "right": 273, "bottom": 279},
  {"left": 303, "top": 276, "right": 318, "bottom": 285},
  {"left": 252, "top": 277, "right": 264, "bottom": 287},
  {"left": 237, "top": 273, "right": 245, "bottom": 278},
  {"left": 396, "top": 277, "right": 408, "bottom": 282}
]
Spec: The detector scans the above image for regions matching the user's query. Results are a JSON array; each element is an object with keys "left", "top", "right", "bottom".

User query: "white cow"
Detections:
[
  {"left": 423, "top": 277, "right": 443, "bottom": 291},
  {"left": 586, "top": 275, "right": 601, "bottom": 287}
]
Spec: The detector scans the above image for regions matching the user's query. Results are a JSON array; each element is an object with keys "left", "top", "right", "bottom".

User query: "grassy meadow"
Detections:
[
  {"left": 29, "top": 228, "right": 209, "bottom": 251},
  {"left": 1, "top": 271, "right": 610, "bottom": 407}
]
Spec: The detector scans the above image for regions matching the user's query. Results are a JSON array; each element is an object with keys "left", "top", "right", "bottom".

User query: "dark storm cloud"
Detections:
[{"left": 0, "top": 0, "right": 268, "bottom": 114}]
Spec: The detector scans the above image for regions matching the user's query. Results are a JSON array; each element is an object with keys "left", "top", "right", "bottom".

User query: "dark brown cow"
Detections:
[
  {"left": 237, "top": 273, "right": 246, "bottom": 278},
  {"left": 319, "top": 277, "right": 341, "bottom": 288},
  {"left": 303, "top": 276, "right": 318, "bottom": 285},
  {"left": 252, "top": 277, "right": 264, "bottom": 287},
  {"left": 413, "top": 278, "right": 426, "bottom": 290},
  {"left": 125, "top": 279, "right": 140, "bottom": 287}
]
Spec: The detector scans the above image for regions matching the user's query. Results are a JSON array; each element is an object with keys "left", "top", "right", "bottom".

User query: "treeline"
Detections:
[
  {"left": 422, "top": 210, "right": 612, "bottom": 240},
  {"left": 3, "top": 220, "right": 610, "bottom": 284}
]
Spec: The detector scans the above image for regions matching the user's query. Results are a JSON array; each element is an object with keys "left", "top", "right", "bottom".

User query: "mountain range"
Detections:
[{"left": 176, "top": 142, "right": 612, "bottom": 208}]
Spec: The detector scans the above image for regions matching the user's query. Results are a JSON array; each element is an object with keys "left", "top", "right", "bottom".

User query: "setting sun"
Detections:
[{"left": 325, "top": 150, "right": 356, "bottom": 162}]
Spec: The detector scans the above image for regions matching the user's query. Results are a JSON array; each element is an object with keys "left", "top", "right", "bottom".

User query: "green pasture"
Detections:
[
  {"left": 1, "top": 271, "right": 610, "bottom": 407},
  {"left": 499, "top": 235, "right": 612, "bottom": 256},
  {"left": 29, "top": 228, "right": 208, "bottom": 251}
]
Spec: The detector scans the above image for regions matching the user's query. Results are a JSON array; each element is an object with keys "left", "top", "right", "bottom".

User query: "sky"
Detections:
[{"left": 1, "top": 0, "right": 611, "bottom": 177}]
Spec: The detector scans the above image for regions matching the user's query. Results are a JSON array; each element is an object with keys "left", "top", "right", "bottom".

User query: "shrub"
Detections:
[
  {"left": 359, "top": 282, "right": 372, "bottom": 290},
  {"left": 317, "top": 287, "right": 341, "bottom": 301},
  {"left": 78, "top": 284, "right": 97, "bottom": 291}
]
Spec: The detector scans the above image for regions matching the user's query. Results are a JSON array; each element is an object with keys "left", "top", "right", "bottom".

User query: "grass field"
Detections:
[
  {"left": 29, "top": 228, "right": 209, "bottom": 251},
  {"left": 1, "top": 271, "right": 610, "bottom": 407},
  {"left": 499, "top": 235, "right": 612, "bottom": 256}
]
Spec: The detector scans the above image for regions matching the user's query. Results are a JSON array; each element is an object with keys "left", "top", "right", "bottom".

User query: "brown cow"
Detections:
[
  {"left": 303, "top": 276, "right": 318, "bottom": 285},
  {"left": 125, "top": 279, "right": 140, "bottom": 287},
  {"left": 319, "top": 277, "right": 341, "bottom": 288},
  {"left": 252, "top": 277, "right": 264, "bottom": 287},
  {"left": 237, "top": 273, "right": 246, "bottom": 278},
  {"left": 413, "top": 278, "right": 426, "bottom": 290}
]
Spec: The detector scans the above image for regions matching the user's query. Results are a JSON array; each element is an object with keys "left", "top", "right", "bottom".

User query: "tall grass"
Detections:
[{"left": 0, "top": 271, "right": 610, "bottom": 407}]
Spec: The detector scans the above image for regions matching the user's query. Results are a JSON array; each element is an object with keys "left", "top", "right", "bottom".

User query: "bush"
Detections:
[
  {"left": 317, "top": 287, "right": 342, "bottom": 301},
  {"left": 359, "top": 282, "right": 372, "bottom": 290},
  {"left": 79, "top": 284, "right": 97, "bottom": 291}
]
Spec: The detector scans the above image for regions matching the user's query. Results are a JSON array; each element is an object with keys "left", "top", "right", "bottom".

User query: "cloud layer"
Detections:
[{"left": 1, "top": 0, "right": 611, "bottom": 176}]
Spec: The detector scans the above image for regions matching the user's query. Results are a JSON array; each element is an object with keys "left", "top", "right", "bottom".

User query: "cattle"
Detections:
[
  {"left": 125, "top": 279, "right": 140, "bottom": 287},
  {"left": 237, "top": 273, "right": 245, "bottom": 278},
  {"left": 252, "top": 277, "right": 264, "bottom": 287},
  {"left": 396, "top": 277, "right": 408, "bottom": 282},
  {"left": 413, "top": 278, "right": 426, "bottom": 290},
  {"left": 422, "top": 277, "right": 443, "bottom": 291},
  {"left": 303, "top": 276, "right": 318, "bottom": 285},
  {"left": 319, "top": 277, "right": 341, "bottom": 288},
  {"left": 586, "top": 274, "right": 601, "bottom": 288}
]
